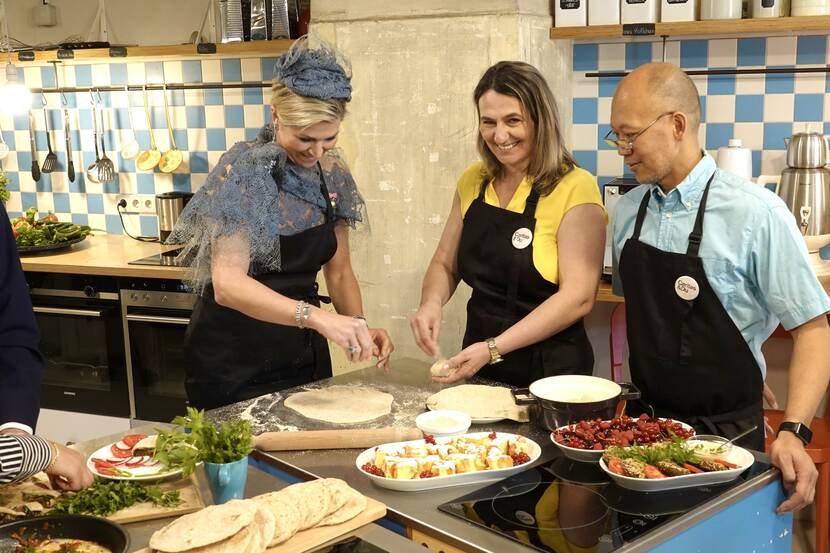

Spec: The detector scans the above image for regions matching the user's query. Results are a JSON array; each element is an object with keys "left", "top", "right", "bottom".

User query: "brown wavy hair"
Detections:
[{"left": 473, "top": 61, "right": 577, "bottom": 196}]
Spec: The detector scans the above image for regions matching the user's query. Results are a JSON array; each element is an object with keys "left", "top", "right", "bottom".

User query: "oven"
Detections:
[
  {"left": 26, "top": 273, "right": 129, "bottom": 417},
  {"left": 120, "top": 278, "right": 195, "bottom": 422}
]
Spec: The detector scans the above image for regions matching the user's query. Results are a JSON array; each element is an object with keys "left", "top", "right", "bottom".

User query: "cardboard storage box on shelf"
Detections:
[
  {"left": 661, "top": 0, "right": 698, "bottom": 21},
  {"left": 622, "top": 0, "right": 660, "bottom": 23},
  {"left": 589, "top": 0, "right": 621, "bottom": 25},
  {"left": 555, "top": 0, "right": 587, "bottom": 27}
]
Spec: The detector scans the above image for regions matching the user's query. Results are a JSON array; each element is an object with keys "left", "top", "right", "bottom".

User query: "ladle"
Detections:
[
  {"left": 158, "top": 84, "right": 182, "bottom": 173},
  {"left": 136, "top": 86, "right": 161, "bottom": 171}
]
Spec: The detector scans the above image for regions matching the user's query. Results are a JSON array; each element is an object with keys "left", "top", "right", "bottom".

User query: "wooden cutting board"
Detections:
[
  {"left": 266, "top": 496, "right": 386, "bottom": 553},
  {"left": 108, "top": 475, "right": 205, "bottom": 524}
]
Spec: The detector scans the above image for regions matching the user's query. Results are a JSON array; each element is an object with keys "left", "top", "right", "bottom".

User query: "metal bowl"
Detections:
[{"left": 0, "top": 514, "right": 130, "bottom": 553}]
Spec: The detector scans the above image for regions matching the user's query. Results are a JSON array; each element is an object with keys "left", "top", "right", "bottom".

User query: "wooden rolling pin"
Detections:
[{"left": 254, "top": 427, "right": 423, "bottom": 451}]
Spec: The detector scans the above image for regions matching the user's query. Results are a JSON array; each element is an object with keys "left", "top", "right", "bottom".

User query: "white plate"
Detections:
[
  {"left": 87, "top": 438, "right": 182, "bottom": 482},
  {"left": 598, "top": 439, "right": 754, "bottom": 492},
  {"left": 355, "top": 432, "right": 541, "bottom": 492},
  {"left": 550, "top": 419, "right": 696, "bottom": 463}
]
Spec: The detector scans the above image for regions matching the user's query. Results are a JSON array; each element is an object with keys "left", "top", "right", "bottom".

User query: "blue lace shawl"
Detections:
[{"left": 167, "top": 125, "right": 366, "bottom": 292}]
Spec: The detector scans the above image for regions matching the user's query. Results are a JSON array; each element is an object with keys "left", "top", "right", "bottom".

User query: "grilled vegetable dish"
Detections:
[
  {"left": 603, "top": 439, "right": 741, "bottom": 479},
  {"left": 12, "top": 207, "right": 92, "bottom": 249}
]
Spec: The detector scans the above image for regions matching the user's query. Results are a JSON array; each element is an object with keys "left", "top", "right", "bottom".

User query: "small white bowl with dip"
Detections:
[{"left": 416, "top": 410, "right": 472, "bottom": 437}]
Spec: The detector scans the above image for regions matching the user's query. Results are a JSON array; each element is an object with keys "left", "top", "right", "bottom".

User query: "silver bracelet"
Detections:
[
  {"left": 294, "top": 301, "right": 311, "bottom": 329},
  {"left": 352, "top": 315, "right": 367, "bottom": 324}
]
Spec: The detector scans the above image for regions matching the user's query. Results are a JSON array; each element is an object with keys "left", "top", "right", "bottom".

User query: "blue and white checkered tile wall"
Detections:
[
  {"left": 2, "top": 57, "right": 279, "bottom": 236},
  {"left": 571, "top": 34, "right": 830, "bottom": 188}
]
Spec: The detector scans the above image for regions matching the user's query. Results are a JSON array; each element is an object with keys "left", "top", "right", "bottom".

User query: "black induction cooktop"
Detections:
[
  {"left": 128, "top": 247, "right": 186, "bottom": 267},
  {"left": 438, "top": 452, "right": 770, "bottom": 553}
]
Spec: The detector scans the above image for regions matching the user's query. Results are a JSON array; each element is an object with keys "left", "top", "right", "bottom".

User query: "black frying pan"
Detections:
[{"left": 0, "top": 514, "right": 129, "bottom": 553}]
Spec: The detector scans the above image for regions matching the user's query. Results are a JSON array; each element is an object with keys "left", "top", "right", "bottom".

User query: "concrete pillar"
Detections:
[{"left": 311, "top": 0, "right": 574, "bottom": 372}]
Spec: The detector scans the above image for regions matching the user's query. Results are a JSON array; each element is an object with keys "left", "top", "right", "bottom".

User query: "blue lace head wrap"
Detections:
[{"left": 273, "top": 40, "right": 352, "bottom": 101}]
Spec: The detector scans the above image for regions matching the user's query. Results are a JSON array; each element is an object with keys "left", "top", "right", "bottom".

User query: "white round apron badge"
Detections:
[
  {"left": 674, "top": 276, "right": 700, "bottom": 301},
  {"left": 511, "top": 227, "right": 533, "bottom": 250}
]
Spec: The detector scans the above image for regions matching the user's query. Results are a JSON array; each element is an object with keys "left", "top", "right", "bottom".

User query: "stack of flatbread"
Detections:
[{"left": 142, "top": 478, "right": 367, "bottom": 553}]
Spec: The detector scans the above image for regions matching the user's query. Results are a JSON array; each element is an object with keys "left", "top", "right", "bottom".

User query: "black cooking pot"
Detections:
[
  {"left": 513, "top": 375, "right": 640, "bottom": 431},
  {"left": 0, "top": 514, "right": 130, "bottom": 553}
]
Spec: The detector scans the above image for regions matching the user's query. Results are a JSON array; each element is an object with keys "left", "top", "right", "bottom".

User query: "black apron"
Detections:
[
  {"left": 185, "top": 165, "right": 337, "bottom": 410},
  {"left": 618, "top": 173, "right": 765, "bottom": 451},
  {"left": 457, "top": 178, "right": 594, "bottom": 387}
]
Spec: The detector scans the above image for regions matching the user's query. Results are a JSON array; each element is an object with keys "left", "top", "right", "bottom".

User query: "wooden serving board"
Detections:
[
  {"left": 266, "top": 496, "right": 386, "bottom": 553},
  {"left": 108, "top": 475, "right": 205, "bottom": 524}
]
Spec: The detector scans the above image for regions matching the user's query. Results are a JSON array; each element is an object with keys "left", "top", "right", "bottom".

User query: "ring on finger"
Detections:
[{"left": 347, "top": 345, "right": 360, "bottom": 353}]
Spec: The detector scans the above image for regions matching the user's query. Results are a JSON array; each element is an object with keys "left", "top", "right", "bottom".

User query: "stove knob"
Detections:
[
  {"left": 161, "top": 295, "right": 168, "bottom": 304},
  {"left": 143, "top": 293, "right": 151, "bottom": 302},
  {"left": 130, "top": 293, "right": 138, "bottom": 301},
  {"left": 83, "top": 285, "right": 96, "bottom": 298}
]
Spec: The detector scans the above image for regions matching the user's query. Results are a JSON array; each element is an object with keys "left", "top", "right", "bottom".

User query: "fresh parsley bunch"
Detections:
[
  {"left": 154, "top": 407, "right": 253, "bottom": 477},
  {"left": 52, "top": 480, "right": 180, "bottom": 517}
]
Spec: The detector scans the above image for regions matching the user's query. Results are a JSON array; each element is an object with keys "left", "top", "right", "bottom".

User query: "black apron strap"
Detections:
[
  {"left": 686, "top": 171, "right": 716, "bottom": 257},
  {"left": 504, "top": 188, "right": 540, "bottom": 327},
  {"left": 631, "top": 191, "right": 651, "bottom": 241}
]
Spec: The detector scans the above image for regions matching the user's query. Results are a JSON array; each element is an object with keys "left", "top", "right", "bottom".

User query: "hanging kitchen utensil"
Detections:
[
  {"left": 63, "top": 104, "right": 75, "bottom": 182},
  {"left": 27, "top": 110, "right": 41, "bottom": 182},
  {"left": 0, "top": 126, "right": 9, "bottom": 160},
  {"left": 40, "top": 93, "right": 58, "bottom": 173},
  {"left": 86, "top": 91, "right": 101, "bottom": 183},
  {"left": 120, "top": 89, "right": 140, "bottom": 160},
  {"left": 158, "top": 84, "right": 182, "bottom": 173},
  {"left": 136, "top": 86, "right": 161, "bottom": 171},
  {"left": 96, "top": 92, "right": 116, "bottom": 183}
]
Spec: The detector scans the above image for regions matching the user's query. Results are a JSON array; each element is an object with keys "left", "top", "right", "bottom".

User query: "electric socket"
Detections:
[{"left": 117, "top": 195, "right": 156, "bottom": 215}]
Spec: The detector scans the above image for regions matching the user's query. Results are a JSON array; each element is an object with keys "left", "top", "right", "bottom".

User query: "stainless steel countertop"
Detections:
[
  {"left": 73, "top": 427, "right": 425, "bottom": 553},
  {"left": 209, "top": 357, "right": 782, "bottom": 553}
]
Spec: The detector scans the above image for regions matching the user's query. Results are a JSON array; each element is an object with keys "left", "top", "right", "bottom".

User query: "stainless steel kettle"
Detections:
[{"left": 784, "top": 131, "right": 830, "bottom": 168}]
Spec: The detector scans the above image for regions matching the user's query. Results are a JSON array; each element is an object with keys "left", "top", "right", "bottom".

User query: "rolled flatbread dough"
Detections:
[
  {"left": 426, "top": 384, "right": 529, "bottom": 422},
  {"left": 284, "top": 385, "right": 394, "bottom": 424}
]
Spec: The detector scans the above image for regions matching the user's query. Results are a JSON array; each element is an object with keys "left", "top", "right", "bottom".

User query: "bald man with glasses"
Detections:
[{"left": 608, "top": 62, "right": 830, "bottom": 513}]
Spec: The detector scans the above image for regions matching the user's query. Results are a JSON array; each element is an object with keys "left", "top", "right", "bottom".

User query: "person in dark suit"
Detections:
[
  {"left": 0, "top": 202, "right": 93, "bottom": 490},
  {"left": 0, "top": 201, "right": 43, "bottom": 435}
]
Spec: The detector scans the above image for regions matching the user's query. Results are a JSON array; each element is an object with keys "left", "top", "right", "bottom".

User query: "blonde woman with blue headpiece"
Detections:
[{"left": 169, "top": 38, "right": 394, "bottom": 410}]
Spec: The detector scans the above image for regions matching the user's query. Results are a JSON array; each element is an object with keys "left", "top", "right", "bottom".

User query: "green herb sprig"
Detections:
[
  {"left": 154, "top": 407, "right": 253, "bottom": 478},
  {"left": 51, "top": 480, "right": 181, "bottom": 517}
]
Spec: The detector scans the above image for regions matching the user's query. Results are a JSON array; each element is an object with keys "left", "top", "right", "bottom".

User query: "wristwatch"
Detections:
[
  {"left": 485, "top": 337, "right": 503, "bottom": 365},
  {"left": 777, "top": 421, "right": 813, "bottom": 446}
]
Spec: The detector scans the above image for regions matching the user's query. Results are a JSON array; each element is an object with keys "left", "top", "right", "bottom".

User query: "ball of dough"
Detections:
[{"left": 430, "top": 359, "right": 453, "bottom": 377}]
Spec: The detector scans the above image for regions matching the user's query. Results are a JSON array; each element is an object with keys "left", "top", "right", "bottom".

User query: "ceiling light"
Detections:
[{"left": 0, "top": 61, "right": 31, "bottom": 115}]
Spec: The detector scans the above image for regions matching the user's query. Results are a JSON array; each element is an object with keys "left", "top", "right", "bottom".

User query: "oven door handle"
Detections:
[
  {"left": 32, "top": 306, "right": 103, "bottom": 318},
  {"left": 125, "top": 314, "right": 191, "bottom": 325}
]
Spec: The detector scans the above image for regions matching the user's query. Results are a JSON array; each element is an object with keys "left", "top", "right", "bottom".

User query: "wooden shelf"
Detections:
[
  {"left": 550, "top": 15, "right": 830, "bottom": 40},
  {"left": 13, "top": 40, "right": 294, "bottom": 64}
]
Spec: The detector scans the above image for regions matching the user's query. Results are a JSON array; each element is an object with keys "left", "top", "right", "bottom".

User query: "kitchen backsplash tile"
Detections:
[
  {"left": 572, "top": 34, "right": 830, "bottom": 188},
  {"left": 2, "top": 56, "right": 274, "bottom": 236}
]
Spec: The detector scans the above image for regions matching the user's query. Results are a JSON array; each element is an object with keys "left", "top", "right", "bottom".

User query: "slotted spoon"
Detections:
[
  {"left": 85, "top": 93, "right": 101, "bottom": 183},
  {"left": 136, "top": 86, "right": 161, "bottom": 171}
]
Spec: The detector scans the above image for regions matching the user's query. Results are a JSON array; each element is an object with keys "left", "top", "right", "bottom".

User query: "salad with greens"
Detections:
[{"left": 12, "top": 207, "right": 92, "bottom": 249}]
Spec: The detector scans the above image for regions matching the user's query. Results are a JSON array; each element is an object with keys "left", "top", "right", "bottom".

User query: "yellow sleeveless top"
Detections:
[{"left": 457, "top": 162, "right": 607, "bottom": 285}]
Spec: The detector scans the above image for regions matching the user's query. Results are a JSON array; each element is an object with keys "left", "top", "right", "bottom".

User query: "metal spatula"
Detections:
[{"left": 40, "top": 96, "right": 57, "bottom": 173}]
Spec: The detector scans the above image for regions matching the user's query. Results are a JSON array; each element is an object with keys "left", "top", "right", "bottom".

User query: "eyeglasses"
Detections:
[{"left": 604, "top": 112, "right": 674, "bottom": 154}]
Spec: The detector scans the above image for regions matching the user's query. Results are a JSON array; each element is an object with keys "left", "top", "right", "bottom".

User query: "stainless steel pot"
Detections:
[
  {"left": 785, "top": 132, "right": 830, "bottom": 168},
  {"left": 155, "top": 192, "right": 193, "bottom": 242},
  {"left": 512, "top": 375, "right": 640, "bottom": 431}
]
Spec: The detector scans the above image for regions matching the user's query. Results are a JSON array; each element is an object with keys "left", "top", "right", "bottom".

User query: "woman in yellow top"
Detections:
[{"left": 411, "top": 61, "right": 607, "bottom": 386}]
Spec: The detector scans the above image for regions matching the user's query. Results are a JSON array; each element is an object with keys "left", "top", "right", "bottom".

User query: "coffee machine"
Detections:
[
  {"left": 757, "top": 131, "right": 830, "bottom": 274},
  {"left": 155, "top": 192, "right": 193, "bottom": 242}
]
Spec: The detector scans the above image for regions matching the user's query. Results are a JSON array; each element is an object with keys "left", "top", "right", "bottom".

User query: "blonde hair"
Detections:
[
  {"left": 270, "top": 81, "right": 347, "bottom": 128},
  {"left": 473, "top": 61, "right": 577, "bottom": 196}
]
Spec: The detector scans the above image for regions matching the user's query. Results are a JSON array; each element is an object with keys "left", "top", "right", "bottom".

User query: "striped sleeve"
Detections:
[{"left": 0, "top": 435, "right": 52, "bottom": 484}]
